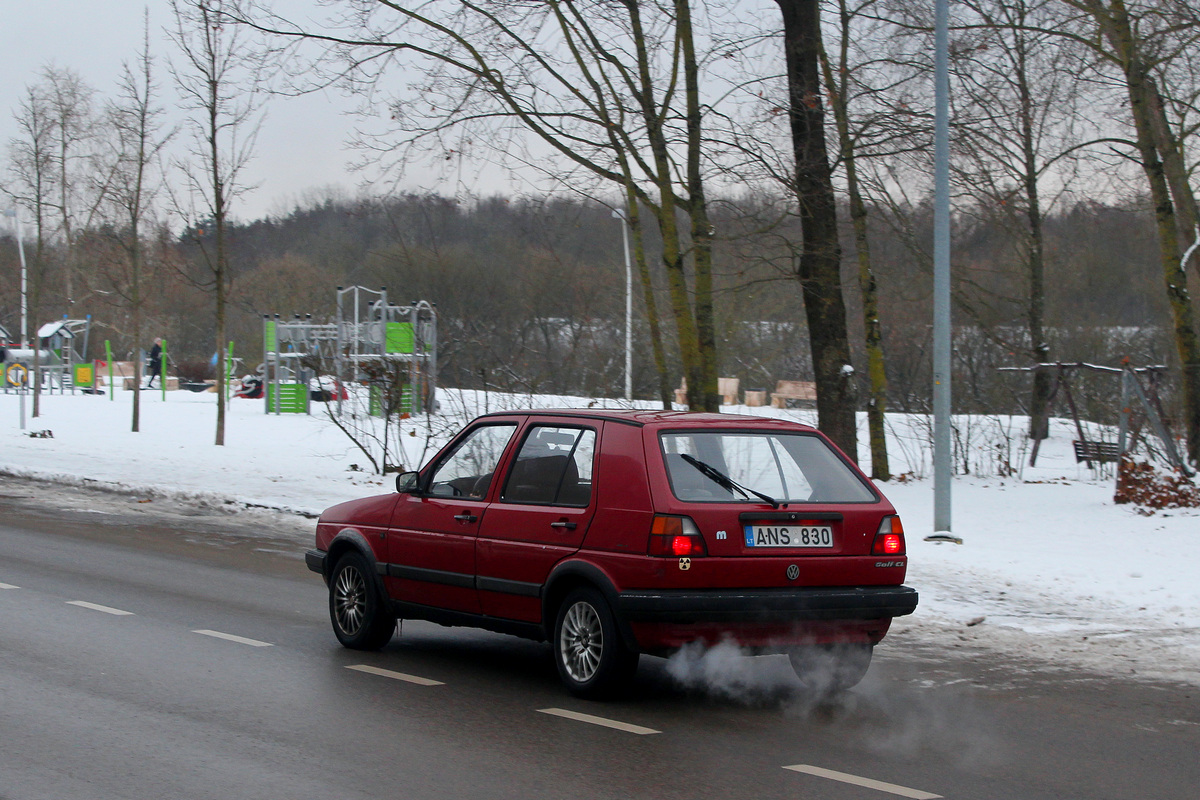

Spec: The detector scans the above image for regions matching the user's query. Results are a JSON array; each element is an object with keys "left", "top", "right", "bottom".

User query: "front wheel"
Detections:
[
  {"left": 329, "top": 551, "right": 395, "bottom": 650},
  {"left": 553, "top": 587, "right": 638, "bottom": 698},
  {"left": 788, "top": 643, "right": 873, "bottom": 696}
]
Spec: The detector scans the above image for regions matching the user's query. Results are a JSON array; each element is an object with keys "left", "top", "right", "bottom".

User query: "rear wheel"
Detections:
[
  {"left": 788, "top": 643, "right": 873, "bottom": 696},
  {"left": 329, "top": 551, "right": 395, "bottom": 650},
  {"left": 553, "top": 587, "right": 639, "bottom": 698}
]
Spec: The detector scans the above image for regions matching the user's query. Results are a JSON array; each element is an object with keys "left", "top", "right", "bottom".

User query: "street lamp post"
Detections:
[
  {"left": 928, "top": 0, "right": 961, "bottom": 545},
  {"left": 613, "top": 207, "right": 633, "bottom": 401},
  {"left": 2, "top": 208, "right": 28, "bottom": 348}
]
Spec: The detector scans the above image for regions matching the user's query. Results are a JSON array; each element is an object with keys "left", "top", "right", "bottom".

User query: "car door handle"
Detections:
[
  {"left": 454, "top": 513, "right": 478, "bottom": 523},
  {"left": 550, "top": 521, "right": 577, "bottom": 530}
]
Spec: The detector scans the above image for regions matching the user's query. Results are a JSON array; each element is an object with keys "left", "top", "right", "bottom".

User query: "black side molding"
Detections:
[{"left": 390, "top": 600, "right": 546, "bottom": 642}]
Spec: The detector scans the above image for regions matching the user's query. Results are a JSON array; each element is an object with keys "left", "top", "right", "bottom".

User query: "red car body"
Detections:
[{"left": 308, "top": 410, "right": 917, "bottom": 696}]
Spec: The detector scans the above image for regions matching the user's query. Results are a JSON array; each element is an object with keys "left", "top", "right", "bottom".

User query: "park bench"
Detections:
[{"left": 1072, "top": 439, "right": 1122, "bottom": 464}]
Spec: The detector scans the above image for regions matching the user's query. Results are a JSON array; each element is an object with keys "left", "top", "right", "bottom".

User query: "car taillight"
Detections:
[
  {"left": 648, "top": 515, "right": 707, "bottom": 557},
  {"left": 872, "top": 515, "right": 906, "bottom": 555}
]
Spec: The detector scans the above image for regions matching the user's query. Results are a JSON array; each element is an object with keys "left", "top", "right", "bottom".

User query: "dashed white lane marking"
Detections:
[
  {"left": 345, "top": 664, "right": 444, "bottom": 686},
  {"left": 0, "top": 582, "right": 18, "bottom": 589},
  {"left": 538, "top": 708, "right": 660, "bottom": 735},
  {"left": 66, "top": 601, "right": 134, "bottom": 616},
  {"left": 192, "top": 629, "right": 273, "bottom": 647},
  {"left": 784, "top": 765, "right": 941, "bottom": 799}
]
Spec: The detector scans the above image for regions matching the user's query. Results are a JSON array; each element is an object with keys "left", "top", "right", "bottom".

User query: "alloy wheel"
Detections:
[
  {"left": 559, "top": 600, "right": 604, "bottom": 683},
  {"left": 333, "top": 564, "right": 367, "bottom": 636}
]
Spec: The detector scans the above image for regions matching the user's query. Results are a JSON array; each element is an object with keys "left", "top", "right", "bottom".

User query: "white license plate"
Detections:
[{"left": 744, "top": 524, "right": 833, "bottom": 548}]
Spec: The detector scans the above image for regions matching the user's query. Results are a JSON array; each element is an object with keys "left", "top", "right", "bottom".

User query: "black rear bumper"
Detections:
[{"left": 616, "top": 585, "right": 918, "bottom": 623}]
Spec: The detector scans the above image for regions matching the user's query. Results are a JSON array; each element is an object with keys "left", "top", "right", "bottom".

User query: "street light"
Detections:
[
  {"left": 1, "top": 208, "right": 28, "bottom": 348},
  {"left": 927, "top": 0, "right": 961, "bottom": 545},
  {"left": 613, "top": 206, "right": 633, "bottom": 401}
]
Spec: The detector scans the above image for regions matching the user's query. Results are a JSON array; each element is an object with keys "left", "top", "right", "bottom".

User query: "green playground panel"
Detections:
[
  {"left": 266, "top": 383, "right": 308, "bottom": 413},
  {"left": 385, "top": 322, "right": 414, "bottom": 354},
  {"left": 369, "top": 384, "right": 414, "bottom": 416}
]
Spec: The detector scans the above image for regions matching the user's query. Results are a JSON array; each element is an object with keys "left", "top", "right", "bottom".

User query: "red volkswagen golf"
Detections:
[{"left": 307, "top": 410, "right": 917, "bottom": 697}]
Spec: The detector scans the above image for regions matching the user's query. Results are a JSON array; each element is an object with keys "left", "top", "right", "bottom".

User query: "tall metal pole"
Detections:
[
  {"left": 2, "top": 209, "right": 27, "bottom": 348},
  {"left": 614, "top": 208, "right": 633, "bottom": 401},
  {"left": 930, "top": 0, "right": 958, "bottom": 542}
]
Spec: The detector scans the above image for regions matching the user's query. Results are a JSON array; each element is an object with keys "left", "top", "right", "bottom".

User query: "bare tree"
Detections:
[
  {"left": 5, "top": 82, "right": 56, "bottom": 418},
  {"left": 101, "top": 12, "right": 173, "bottom": 432},
  {"left": 944, "top": 0, "right": 1099, "bottom": 444},
  {"left": 228, "top": 0, "right": 728, "bottom": 409},
  {"left": 774, "top": 0, "right": 858, "bottom": 459},
  {"left": 1056, "top": 0, "right": 1200, "bottom": 465},
  {"left": 818, "top": 0, "right": 920, "bottom": 478},
  {"left": 169, "top": 0, "right": 266, "bottom": 446},
  {"left": 40, "top": 66, "right": 105, "bottom": 316}
]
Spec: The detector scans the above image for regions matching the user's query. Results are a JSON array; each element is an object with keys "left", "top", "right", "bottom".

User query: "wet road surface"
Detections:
[{"left": 0, "top": 478, "right": 1197, "bottom": 799}]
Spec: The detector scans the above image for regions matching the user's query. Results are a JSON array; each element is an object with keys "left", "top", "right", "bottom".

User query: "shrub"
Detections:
[{"left": 1113, "top": 457, "right": 1200, "bottom": 509}]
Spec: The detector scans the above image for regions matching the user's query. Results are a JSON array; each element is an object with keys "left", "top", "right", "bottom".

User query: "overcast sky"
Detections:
[{"left": 0, "top": 1, "right": 401, "bottom": 222}]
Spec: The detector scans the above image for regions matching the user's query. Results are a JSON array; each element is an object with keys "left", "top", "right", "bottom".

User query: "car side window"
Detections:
[
  {"left": 500, "top": 426, "right": 596, "bottom": 506},
  {"left": 428, "top": 424, "right": 518, "bottom": 498}
]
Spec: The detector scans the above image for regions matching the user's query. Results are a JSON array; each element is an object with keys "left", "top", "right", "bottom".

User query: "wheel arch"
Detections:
[
  {"left": 326, "top": 529, "right": 387, "bottom": 594},
  {"left": 543, "top": 560, "right": 639, "bottom": 653}
]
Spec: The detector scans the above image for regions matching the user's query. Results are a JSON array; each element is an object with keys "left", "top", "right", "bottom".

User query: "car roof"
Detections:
[{"left": 475, "top": 408, "right": 819, "bottom": 431}]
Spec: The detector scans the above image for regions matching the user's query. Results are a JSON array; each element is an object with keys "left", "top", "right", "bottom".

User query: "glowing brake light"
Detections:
[
  {"left": 648, "top": 515, "right": 707, "bottom": 557},
  {"left": 872, "top": 515, "right": 906, "bottom": 556}
]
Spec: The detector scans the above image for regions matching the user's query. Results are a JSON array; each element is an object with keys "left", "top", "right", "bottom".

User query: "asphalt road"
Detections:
[{"left": 0, "top": 479, "right": 1197, "bottom": 800}]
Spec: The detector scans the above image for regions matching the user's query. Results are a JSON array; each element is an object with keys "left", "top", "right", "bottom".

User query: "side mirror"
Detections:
[{"left": 395, "top": 471, "right": 421, "bottom": 494}]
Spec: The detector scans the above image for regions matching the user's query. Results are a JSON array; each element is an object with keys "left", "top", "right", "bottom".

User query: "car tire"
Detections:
[
  {"left": 788, "top": 643, "right": 873, "bottom": 696},
  {"left": 329, "top": 551, "right": 395, "bottom": 650},
  {"left": 553, "top": 587, "right": 639, "bottom": 698}
]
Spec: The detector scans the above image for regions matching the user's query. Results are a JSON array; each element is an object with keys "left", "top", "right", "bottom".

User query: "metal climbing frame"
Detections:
[
  {"left": 262, "top": 314, "right": 336, "bottom": 414},
  {"left": 261, "top": 286, "right": 437, "bottom": 416},
  {"left": 334, "top": 286, "right": 438, "bottom": 417}
]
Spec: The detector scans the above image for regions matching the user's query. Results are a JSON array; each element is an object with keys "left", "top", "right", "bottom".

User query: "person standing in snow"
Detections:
[{"left": 146, "top": 338, "right": 163, "bottom": 388}]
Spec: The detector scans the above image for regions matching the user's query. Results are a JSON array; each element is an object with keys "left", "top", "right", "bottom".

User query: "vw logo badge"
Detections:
[
  {"left": 786, "top": 564, "right": 800, "bottom": 581},
  {"left": 679, "top": 557, "right": 691, "bottom": 571}
]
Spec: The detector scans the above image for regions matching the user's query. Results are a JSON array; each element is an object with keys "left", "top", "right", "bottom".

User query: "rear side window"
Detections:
[
  {"left": 501, "top": 426, "right": 596, "bottom": 507},
  {"left": 660, "top": 431, "right": 876, "bottom": 503}
]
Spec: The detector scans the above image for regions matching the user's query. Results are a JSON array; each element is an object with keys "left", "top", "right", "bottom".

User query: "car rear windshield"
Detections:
[{"left": 660, "top": 430, "right": 877, "bottom": 504}]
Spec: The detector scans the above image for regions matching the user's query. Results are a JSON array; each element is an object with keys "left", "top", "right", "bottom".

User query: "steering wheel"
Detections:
[{"left": 470, "top": 474, "right": 493, "bottom": 498}]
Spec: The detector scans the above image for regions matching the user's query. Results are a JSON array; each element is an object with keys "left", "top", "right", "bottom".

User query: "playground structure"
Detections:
[
  {"left": 1, "top": 317, "right": 97, "bottom": 393},
  {"left": 261, "top": 286, "right": 437, "bottom": 416},
  {"left": 1000, "top": 361, "right": 1192, "bottom": 476}
]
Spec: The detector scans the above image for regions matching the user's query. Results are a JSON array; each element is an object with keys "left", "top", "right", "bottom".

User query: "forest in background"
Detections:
[{"left": 0, "top": 187, "right": 1173, "bottom": 426}]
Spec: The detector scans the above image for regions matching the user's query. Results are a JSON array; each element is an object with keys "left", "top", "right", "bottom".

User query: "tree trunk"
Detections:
[
  {"left": 132, "top": 245, "right": 142, "bottom": 433},
  {"left": 776, "top": 0, "right": 858, "bottom": 460},
  {"left": 1014, "top": 19, "right": 1052, "bottom": 443},
  {"left": 1142, "top": 74, "right": 1200, "bottom": 274},
  {"left": 210, "top": 77, "right": 227, "bottom": 447},
  {"left": 676, "top": 0, "right": 720, "bottom": 413},
  {"left": 625, "top": 186, "right": 673, "bottom": 409},
  {"left": 819, "top": 2, "right": 888, "bottom": 478},
  {"left": 625, "top": 0, "right": 717, "bottom": 413}
]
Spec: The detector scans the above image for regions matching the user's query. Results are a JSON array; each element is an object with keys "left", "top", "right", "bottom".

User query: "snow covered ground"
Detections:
[{"left": 1, "top": 383, "right": 1197, "bottom": 686}]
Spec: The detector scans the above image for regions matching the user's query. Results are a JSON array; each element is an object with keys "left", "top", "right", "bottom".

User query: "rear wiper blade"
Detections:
[{"left": 680, "top": 454, "right": 780, "bottom": 508}]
